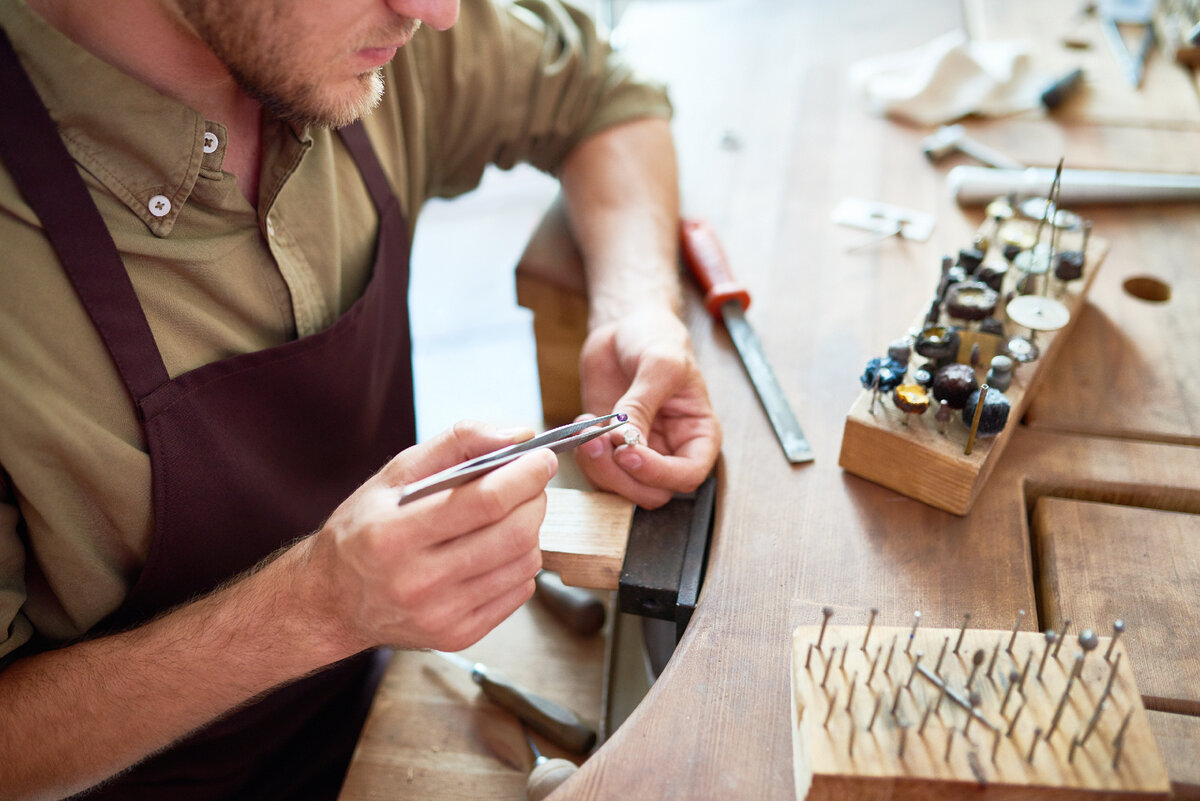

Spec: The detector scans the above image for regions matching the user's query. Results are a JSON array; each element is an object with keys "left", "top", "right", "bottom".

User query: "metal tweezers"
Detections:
[{"left": 397, "top": 412, "right": 629, "bottom": 505}]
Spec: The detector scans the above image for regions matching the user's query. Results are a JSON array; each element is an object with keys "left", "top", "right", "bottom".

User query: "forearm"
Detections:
[
  {"left": 559, "top": 117, "right": 682, "bottom": 328},
  {"left": 0, "top": 537, "right": 351, "bottom": 800}
]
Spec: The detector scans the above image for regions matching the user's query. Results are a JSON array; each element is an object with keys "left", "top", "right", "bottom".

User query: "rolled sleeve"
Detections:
[{"left": 412, "top": 0, "right": 673, "bottom": 197}]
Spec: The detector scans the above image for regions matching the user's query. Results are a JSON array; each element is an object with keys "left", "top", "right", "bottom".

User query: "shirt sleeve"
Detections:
[
  {"left": 0, "top": 472, "right": 33, "bottom": 667},
  {"left": 408, "top": 0, "right": 673, "bottom": 199}
]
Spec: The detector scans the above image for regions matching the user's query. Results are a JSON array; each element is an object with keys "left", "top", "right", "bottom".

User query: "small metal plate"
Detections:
[{"left": 831, "top": 198, "right": 934, "bottom": 242}]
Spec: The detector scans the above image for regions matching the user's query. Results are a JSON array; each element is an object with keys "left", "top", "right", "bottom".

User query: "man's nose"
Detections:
[{"left": 388, "top": 0, "right": 460, "bottom": 31}]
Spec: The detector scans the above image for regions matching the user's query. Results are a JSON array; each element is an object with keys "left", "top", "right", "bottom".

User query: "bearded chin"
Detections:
[{"left": 240, "top": 68, "right": 386, "bottom": 130}]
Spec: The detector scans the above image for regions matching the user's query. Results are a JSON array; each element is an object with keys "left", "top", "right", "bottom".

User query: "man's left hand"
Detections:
[{"left": 574, "top": 307, "right": 720, "bottom": 509}]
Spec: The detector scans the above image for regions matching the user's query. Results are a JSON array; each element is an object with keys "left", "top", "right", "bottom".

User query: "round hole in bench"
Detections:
[{"left": 1122, "top": 275, "right": 1171, "bottom": 303}]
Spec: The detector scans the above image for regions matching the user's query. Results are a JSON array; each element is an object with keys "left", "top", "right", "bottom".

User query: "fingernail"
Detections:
[
  {"left": 581, "top": 438, "right": 604, "bottom": 459},
  {"left": 615, "top": 445, "right": 643, "bottom": 471},
  {"left": 497, "top": 426, "right": 535, "bottom": 440}
]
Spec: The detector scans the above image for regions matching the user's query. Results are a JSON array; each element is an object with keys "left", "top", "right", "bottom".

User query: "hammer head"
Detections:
[{"left": 922, "top": 124, "right": 965, "bottom": 162}]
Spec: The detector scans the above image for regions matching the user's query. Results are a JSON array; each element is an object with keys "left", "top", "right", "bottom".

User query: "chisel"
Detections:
[
  {"left": 679, "top": 219, "right": 814, "bottom": 463},
  {"left": 431, "top": 650, "right": 597, "bottom": 754}
]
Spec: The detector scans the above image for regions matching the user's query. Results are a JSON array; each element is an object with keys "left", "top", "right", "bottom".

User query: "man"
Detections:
[{"left": 0, "top": 0, "right": 720, "bottom": 797}]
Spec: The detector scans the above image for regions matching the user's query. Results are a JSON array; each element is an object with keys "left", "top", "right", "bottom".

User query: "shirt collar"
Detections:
[{"left": 1, "top": 0, "right": 266, "bottom": 237}]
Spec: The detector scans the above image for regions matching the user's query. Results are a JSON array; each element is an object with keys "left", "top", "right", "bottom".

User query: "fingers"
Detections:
[{"left": 376, "top": 420, "right": 536, "bottom": 487}]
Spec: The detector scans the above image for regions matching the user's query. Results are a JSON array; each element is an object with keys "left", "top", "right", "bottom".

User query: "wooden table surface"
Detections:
[{"left": 342, "top": 1, "right": 1200, "bottom": 798}]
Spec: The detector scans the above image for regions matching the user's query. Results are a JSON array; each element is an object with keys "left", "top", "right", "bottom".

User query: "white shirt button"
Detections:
[
  {"left": 148, "top": 195, "right": 172, "bottom": 217},
  {"left": 203, "top": 132, "right": 219, "bottom": 154}
]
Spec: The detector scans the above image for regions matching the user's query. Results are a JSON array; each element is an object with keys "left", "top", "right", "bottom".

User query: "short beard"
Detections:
[{"left": 175, "top": 0, "right": 399, "bottom": 129}]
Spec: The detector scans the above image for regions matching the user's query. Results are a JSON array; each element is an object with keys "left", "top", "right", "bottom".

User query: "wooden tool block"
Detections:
[
  {"left": 1033, "top": 498, "right": 1200, "bottom": 715},
  {"left": 791, "top": 625, "right": 1169, "bottom": 800},
  {"left": 839, "top": 222, "right": 1107, "bottom": 515},
  {"left": 538, "top": 488, "right": 636, "bottom": 590}
]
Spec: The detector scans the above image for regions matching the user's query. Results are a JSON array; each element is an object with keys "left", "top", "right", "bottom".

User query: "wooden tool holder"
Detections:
[
  {"left": 838, "top": 219, "right": 1107, "bottom": 515},
  {"left": 791, "top": 623, "right": 1168, "bottom": 800}
]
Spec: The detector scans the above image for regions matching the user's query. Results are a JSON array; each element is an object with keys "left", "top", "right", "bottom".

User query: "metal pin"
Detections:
[
  {"left": 906, "top": 611, "right": 922, "bottom": 655},
  {"left": 1069, "top": 734, "right": 1080, "bottom": 764},
  {"left": 1001, "top": 670, "right": 1020, "bottom": 716},
  {"left": 891, "top": 686, "right": 904, "bottom": 717},
  {"left": 848, "top": 721, "right": 856, "bottom": 757},
  {"left": 1038, "top": 630, "right": 1057, "bottom": 680},
  {"left": 840, "top": 643, "right": 849, "bottom": 671},
  {"left": 816, "top": 606, "right": 834, "bottom": 650},
  {"left": 985, "top": 640, "right": 1001, "bottom": 683},
  {"left": 935, "top": 677, "right": 948, "bottom": 715},
  {"left": 824, "top": 689, "right": 839, "bottom": 728},
  {"left": 945, "top": 727, "right": 955, "bottom": 762},
  {"left": 934, "top": 636, "right": 950, "bottom": 676},
  {"left": 805, "top": 642, "right": 814, "bottom": 669},
  {"left": 966, "top": 648, "right": 986, "bottom": 691},
  {"left": 1019, "top": 650, "right": 1033, "bottom": 692},
  {"left": 1048, "top": 653, "right": 1083, "bottom": 738},
  {"left": 954, "top": 612, "right": 972, "bottom": 655},
  {"left": 1105, "top": 620, "right": 1125, "bottom": 661},
  {"left": 1007, "top": 698, "right": 1025, "bottom": 737},
  {"left": 1054, "top": 619, "right": 1071, "bottom": 658},
  {"left": 867, "top": 644, "right": 882, "bottom": 687},
  {"left": 884, "top": 635, "right": 897, "bottom": 677},
  {"left": 1007, "top": 609, "right": 1026, "bottom": 653},
  {"left": 992, "top": 727, "right": 1002, "bottom": 762},
  {"left": 1112, "top": 709, "right": 1132, "bottom": 769},
  {"left": 1078, "top": 629, "right": 1099, "bottom": 672},
  {"left": 821, "top": 648, "right": 835, "bottom": 689},
  {"left": 1027, "top": 727, "right": 1042, "bottom": 763},
  {"left": 898, "top": 724, "right": 910, "bottom": 759},
  {"left": 906, "top": 651, "right": 923, "bottom": 691},
  {"left": 1082, "top": 655, "right": 1122, "bottom": 746},
  {"left": 868, "top": 695, "right": 882, "bottom": 733},
  {"left": 964, "top": 384, "right": 990, "bottom": 456},
  {"left": 862, "top": 607, "right": 879, "bottom": 652},
  {"left": 964, "top": 691, "right": 982, "bottom": 738},
  {"left": 920, "top": 702, "right": 934, "bottom": 735},
  {"left": 846, "top": 673, "right": 858, "bottom": 713}
]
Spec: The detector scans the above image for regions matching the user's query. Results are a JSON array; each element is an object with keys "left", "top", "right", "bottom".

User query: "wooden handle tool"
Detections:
[
  {"left": 534, "top": 570, "right": 606, "bottom": 636},
  {"left": 433, "top": 650, "right": 597, "bottom": 754}
]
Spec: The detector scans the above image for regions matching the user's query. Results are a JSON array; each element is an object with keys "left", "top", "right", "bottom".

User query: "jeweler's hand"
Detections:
[
  {"left": 307, "top": 421, "right": 556, "bottom": 654},
  {"left": 574, "top": 308, "right": 720, "bottom": 509}
]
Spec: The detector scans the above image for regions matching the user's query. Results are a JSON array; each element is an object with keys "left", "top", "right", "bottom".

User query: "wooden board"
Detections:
[
  {"left": 1146, "top": 710, "right": 1200, "bottom": 799},
  {"left": 1032, "top": 498, "right": 1200, "bottom": 715},
  {"left": 539, "top": 488, "right": 635, "bottom": 591},
  {"left": 792, "top": 624, "right": 1169, "bottom": 800},
  {"left": 839, "top": 223, "right": 1107, "bottom": 514},
  {"left": 964, "top": 0, "right": 1200, "bottom": 128}
]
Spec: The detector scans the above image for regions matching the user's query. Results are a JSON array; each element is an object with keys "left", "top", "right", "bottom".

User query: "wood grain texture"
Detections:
[
  {"left": 1146, "top": 710, "right": 1200, "bottom": 800},
  {"left": 338, "top": 592, "right": 612, "bottom": 801},
  {"left": 539, "top": 488, "right": 635, "bottom": 591},
  {"left": 792, "top": 626, "right": 1169, "bottom": 800},
  {"left": 1032, "top": 498, "right": 1200, "bottom": 715}
]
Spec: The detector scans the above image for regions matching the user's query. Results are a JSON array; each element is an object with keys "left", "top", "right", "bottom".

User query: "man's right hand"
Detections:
[{"left": 303, "top": 421, "right": 557, "bottom": 655}]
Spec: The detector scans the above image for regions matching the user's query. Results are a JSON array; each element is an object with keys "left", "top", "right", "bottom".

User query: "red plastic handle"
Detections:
[{"left": 679, "top": 219, "right": 751, "bottom": 319}]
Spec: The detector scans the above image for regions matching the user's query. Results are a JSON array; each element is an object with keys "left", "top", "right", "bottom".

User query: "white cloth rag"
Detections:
[{"left": 848, "top": 30, "right": 1043, "bottom": 126}]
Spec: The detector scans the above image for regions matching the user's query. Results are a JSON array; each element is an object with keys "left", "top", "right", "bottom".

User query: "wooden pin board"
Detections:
[
  {"left": 791, "top": 624, "right": 1169, "bottom": 800},
  {"left": 839, "top": 219, "right": 1107, "bottom": 515}
]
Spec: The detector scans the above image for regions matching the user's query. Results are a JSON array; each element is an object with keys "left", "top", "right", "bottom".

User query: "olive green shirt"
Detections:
[{"left": 0, "top": 0, "right": 670, "bottom": 660}]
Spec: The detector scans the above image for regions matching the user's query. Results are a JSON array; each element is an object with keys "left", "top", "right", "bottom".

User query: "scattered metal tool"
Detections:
[
  {"left": 680, "top": 219, "right": 814, "bottom": 463},
  {"left": 398, "top": 413, "right": 628, "bottom": 505},
  {"left": 534, "top": 570, "right": 606, "bottom": 637},
  {"left": 430, "top": 650, "right": 597, "bottom": 754},
  {"left": 523, "top": 727, "right": 579, "bottom": 801},
  {"left": 1101, "top": 12, "right": 1156, "bottom": 88},
  {"left": 921, "top": 124, "right": 1025, "bottom": 170}
]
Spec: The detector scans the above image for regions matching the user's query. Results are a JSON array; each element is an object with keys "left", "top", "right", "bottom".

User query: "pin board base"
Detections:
[
  {"left": 837, "top": 225, "right": 1106, "bottom": 515},
  {"left": 791, "top": 625, "right": 1170, "bottom": 801}
]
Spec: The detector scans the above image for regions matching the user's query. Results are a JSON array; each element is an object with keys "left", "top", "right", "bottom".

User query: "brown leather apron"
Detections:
[{"left": 0, "top": 29, "right": 415, "bottom": 800}]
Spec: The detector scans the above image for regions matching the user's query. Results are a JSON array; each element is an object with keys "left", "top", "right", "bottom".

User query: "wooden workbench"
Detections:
[{"left": 341, "top": 1, "right": 1200, "bottom": 798}]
